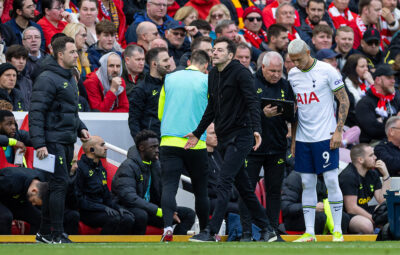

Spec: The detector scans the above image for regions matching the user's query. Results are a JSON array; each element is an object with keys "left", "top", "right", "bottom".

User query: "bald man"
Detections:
[
  {"left": 76, "top": 136, "right": 135, "bottom": 235},
  {"left": 137, "top": 22, "right": 159, "bottom": 51}
]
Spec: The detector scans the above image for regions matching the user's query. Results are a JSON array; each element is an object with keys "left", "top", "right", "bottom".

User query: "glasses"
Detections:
[
  {"left": 246, "top": 17, "right": 262, "bottom": 22},
  {"left": 52, "top": 6, "right": 64, "bottom": 10},
  {"left": 392, "top": 127, "right": 400, "bottom": 130},
  {"left": 149, "top": 2, "right": 167, "bottom": 8},
  {"left": 211, "top": 13, "right": 224, "bottom": 19},
  {"left": 171, "top": 31, "right": 186, "bottom": 37},
  {"left": 367, "top": 40, "right": 379, "bottom": 46},
  {"left": 78, "top": 33, "right": 88, "bottom": 37}
]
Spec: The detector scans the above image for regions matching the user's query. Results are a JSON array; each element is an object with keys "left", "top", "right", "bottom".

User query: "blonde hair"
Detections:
[
  {"left": 63, "top": 23, "right": 90, "bottom": 68},
  {"left": 206, "top": 4, "right": 231, "bottom": 23},
  {"left": 174, "top": 6, "right": 198, "bottom": 23}
]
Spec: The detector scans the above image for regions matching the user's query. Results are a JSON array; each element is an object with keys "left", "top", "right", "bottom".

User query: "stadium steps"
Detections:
[{"left": 0, "top": 235, "right": 377, "bottom": 243}]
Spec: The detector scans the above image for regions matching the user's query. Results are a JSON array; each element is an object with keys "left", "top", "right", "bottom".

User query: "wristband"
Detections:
[
  {"left": 8, "top": 138, "right": 17, "bottom": 146},
  {"left": 383, "top": 176, "right": 390, "bottom": 182},
  {"left": 156, "top": 208, "right": 163, "bottom": 218}
]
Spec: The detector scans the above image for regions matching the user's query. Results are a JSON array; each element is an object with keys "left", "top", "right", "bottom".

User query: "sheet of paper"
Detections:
[{"left": 33, "top": 150, "right": 55, "bottom": 173}]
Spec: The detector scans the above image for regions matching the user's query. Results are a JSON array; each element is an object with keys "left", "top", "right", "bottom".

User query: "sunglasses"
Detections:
[
  {"left": 212, "top": 13, "right": 224, "bottom": 19},
  {"left": 171, "top": 31, "right": 186, "bottom": 37},
  {"left": 246, "top": 17, "right": 262, "bottom": 22},
  {"left": 367, "top": 40, "right": 379, "bottom": 46}
]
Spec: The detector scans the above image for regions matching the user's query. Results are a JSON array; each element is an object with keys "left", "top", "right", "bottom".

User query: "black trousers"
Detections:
[
  {"left": 63, "top": 209, "right": 80, "bottom": 235},
  {"left": 80, "top": 209, "right": 135, "bottom": 235},
  {"left": 240, "top": 153, "right": 285, "bottom": 232},
  {"left": 40, "top": 143, "right": 74, "bottom": 235},
  {"left": 160, "top": 146, "right": 209, "bottom": 230},
  {"left": 0, "top": 200, "right": 41, "bottom": 234},
  {"left": 208, "top": 129, "right": 272, "bottom": 234},
  {"left": 129, "top": 206, "right": 195, "bottom": 235}
]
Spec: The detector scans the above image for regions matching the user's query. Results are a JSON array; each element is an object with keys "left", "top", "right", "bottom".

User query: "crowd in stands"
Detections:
[{"left": 1, "top": 0, "right": 400, "bottom": 238}]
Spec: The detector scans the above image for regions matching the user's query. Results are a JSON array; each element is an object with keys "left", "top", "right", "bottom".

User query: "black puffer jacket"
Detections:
[
  {"left": 128, "top": 74, "right": 163, "bottom": 138},
  {"left": 76, "top": 154, "right": 120, "bottom": 211},
  {"left": 193, "top": 60, "right": 261, "bottom": 140},
  {"left": 251, "top": 70, "right": 295, "bottom": 155},
  {"left": 112, "top": 146, "right": 161, "bottom": 216},
  {"left": 29, "top": 56, "right": 87, "bottom": 149}
]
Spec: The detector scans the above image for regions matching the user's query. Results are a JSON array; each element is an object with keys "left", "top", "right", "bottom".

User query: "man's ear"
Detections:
[
  {"left": 187, "top": 59, "right": 191, "bottom": 66},
  {"left": 138, "top": 144, "right": 145, "bottom": 152}
]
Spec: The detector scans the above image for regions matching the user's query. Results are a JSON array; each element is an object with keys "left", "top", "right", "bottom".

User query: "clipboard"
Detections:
[
  {"left": 33, "top": 150, "right": 55, "bottom": 173},
  {"left": 261, "top": 98, "right": 295, "bottom": 119}
]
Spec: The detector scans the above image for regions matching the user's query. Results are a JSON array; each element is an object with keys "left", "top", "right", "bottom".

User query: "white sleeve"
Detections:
[{"left": 327, "top": 66, "right": 344, "bottom": 92}]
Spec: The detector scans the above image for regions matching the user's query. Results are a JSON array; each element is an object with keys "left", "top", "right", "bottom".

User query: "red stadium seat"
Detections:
[
  {"left": 255, "top": 178, "right": 266, "bottom": 208},
  {"left": 11, "top": 221, "right": 31, "bottom": 235},
  {"left": 20, "top": 114, "right": 29, "bottom": 131},
  {"left": 0, "top": 148, "right": 18, "bottom": 168},
  {"left": 78, "top": 221, "right": 102, "bottom": 235},
  {"left": 145, "top": 225, "right": 163, "bottom": 235}
]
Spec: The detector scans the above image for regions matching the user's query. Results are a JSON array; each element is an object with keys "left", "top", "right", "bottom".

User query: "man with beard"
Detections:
[
  {"left": 83, "top": 52, "right": 129, "bottom": 112},
  {"left": 5, "top": 0, "right": 46, "bottom": 51},
  {"left": 334, "top": 26, "right": 356, "bottom": 70},
  {"left": 129, "top": 48, "right": 170, "bottom": 138},
  {"left": 339, "top": 144, "right": 390, "bottom": 233},
  {"left": 300, "top": 0, "right": 335, "bottom": 38}
]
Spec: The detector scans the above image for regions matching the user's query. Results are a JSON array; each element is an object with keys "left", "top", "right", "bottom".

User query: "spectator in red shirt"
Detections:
[
  {"left": 37, "top": 0, "right": 72, "bottom": 52},
  {"left": 242, "top": 6, "right": 268, "bottom": 49},
  {"left": 262, "top": 0, "right": 301, "bottom": 29},
  {"left": 84, "top": 52, "right": 129, "bottom": 112}
]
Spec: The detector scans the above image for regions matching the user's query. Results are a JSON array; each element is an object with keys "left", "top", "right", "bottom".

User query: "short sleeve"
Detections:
[
  {"left": 339, "top": 170, "right": 359, "bottom": 196},
  {"left": 327, "top": 66, "right": 344, "bottom": 92}
]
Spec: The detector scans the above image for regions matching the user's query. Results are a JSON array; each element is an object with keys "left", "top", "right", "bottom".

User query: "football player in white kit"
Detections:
[{"left": 287, "top": 39, "right": 350, "bottom": 242}]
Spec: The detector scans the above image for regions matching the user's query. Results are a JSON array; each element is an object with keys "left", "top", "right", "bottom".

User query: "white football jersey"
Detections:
[{"left": 288, "top": 59, "right": 344, "bottom": 142}]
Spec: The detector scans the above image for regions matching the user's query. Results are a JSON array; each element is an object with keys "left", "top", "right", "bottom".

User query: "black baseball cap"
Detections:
[
  {"left": 363, "top": 28, "right": 380, "bottom": 43},
  {"left": 372, "top": 64, "right": 396, "bottom": 79}
]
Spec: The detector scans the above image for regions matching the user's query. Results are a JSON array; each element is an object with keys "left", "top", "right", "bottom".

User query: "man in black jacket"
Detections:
[
  {"left": 0, "top": 63, "right": 26, "bottom": 111},
  {"left": 77, "top": 136, "right": 135, "bottom": 235},
  {"left": 239, "top": 51, "right": 294, "bottom": 241},
  {"left": 128, "top": 47, "right": 170, "bottom": 138},
  {"left": 375, "top": 116, "right": 400, "bottom": 176},
  {"left": 185, "top": 37, "right": 276, "bottom": 242},
  {"left": 355, "top": 64, "right": 400, "bottom": 143},
  {"left": 0, "top": 167, "right": 48, "bottom": 234},
  {"left": 112, "top": 130, "right": 195, "bottom": 236},
  {"left": 29, "top": 36, "right": 90, "bottom": 243}
]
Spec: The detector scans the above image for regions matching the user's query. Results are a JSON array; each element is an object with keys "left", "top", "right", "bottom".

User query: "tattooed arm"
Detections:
[{"left": 331, "top": 87, "right": 350, "bottom": 149}]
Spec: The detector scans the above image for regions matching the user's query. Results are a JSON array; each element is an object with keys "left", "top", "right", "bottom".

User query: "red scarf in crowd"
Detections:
[
  {"left": 359, "top": 82, "right": 367, "bottom": 95},
  {"left": 370, "top": 85, "right": 395, "bottom": 117},
  {"left": 167, "top": 1, "right": 181, "bottom": 18},
  {"left": 243, "top": 28, "right": 268, "bottom": 48},
  {"left": 288, "top": 27, "right": 300, "bottom": 41},
  {"left": 304, "top": 18, "right": 315, "bottom": 30}
]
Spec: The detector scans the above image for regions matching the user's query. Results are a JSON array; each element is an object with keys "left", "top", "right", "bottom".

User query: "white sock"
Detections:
[
  {"left": 163, "top": 226, "right": 173, "bottom": 234},
  {"left": 323, "top": 169, "right": 343, "bottom": 234},
  {"left": 300, "top": 173, "right": 318, "bottom": 235}
]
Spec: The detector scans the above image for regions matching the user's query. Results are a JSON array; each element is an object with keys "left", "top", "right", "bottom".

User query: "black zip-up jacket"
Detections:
[
  {"left": 112, "top": 146, "right": 162, "bottom": 216},
  {"left": 76, "top": 154, "right": 120, "bottom": 212},
  {"left": 128, "top": 74, "right": 163, "bottom": 138},
  {"left": 29, "top": 56, "right": 87, "bottom": 149},
  {"left": 355, "top": 89, "right": 400, "bottom": 143},
  {"left": 0, "top": 167, "right": 44, "bottom": 202},
  {"left": 0, "top": 88, "right": 26, "bottom": 111},
  {"left": 193, "top": 60, "right": 261, "bottom": 139},
  {"left": 374, "top": 138, "right": 400, "bottom": 176},
  {"left": 251, "top": 70, "right": 295, "bottom": 155},
  {"left": 281, "top": 171, "right": 327, "bottom": 220}
]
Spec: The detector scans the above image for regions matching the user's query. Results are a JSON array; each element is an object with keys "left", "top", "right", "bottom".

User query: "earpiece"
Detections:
[{"left": 90, "top": 147, "right": 94, "bottom": 153}]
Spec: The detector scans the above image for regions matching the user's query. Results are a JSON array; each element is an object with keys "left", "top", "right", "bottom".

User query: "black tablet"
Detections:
[{"left": 261, "top": 98, "right": 295, "bottom": 119}]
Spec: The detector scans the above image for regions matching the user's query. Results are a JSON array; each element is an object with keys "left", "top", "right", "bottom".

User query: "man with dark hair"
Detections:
[
  {"left": 30, "top": 36, "right": 90, "bottom": 244},
  {"left": 300, "top": 0, "right": 335, "bottom": 38},
  {"left": 5, "top": 45, "right": 32, "bottom": 108},
  {"left": 310, "top": 24, "right": 333, "bottom": 56},
  {"left": 0, "top": 63, "right": 26, "bottom": 111},
  {"left": 112, "top": 130, "right": 196, "bottom": 236},
  {"left": 265, "top": 24, "right": 289, "bottom": 55},
  {"left": 87, "top": 20, "right": 122, "bottom": 70},
  {"left": 0, "top": 110, "right": 31, "bottom": 164},
  {"left": 356, "top": 0, "right": 382, "bottom": 44},
  {"left": 5, "top": 0, "right": 46, "bottom": 51},
  {"left": 122, "top": 45, "right": 145, "bottom": 95},
  {"left": 186, "top": 37, "right": 276, "bottom": 242},
  {"left": 37, "top": 0, "right": 71, "bottom": 51},
  {"left": 128, "top": 47, "right": 170, "bottom": 138},
  {"left": 158, "top": 50, "right": 210, "bottom": 241},
  {"left": 178, "top": 36, "right": 212, "bottom": 69},
  {"left": 355, "top": 64, "right": 400, "bottom": 143},
  {"left": 0, "top": 166, "right": 48, "bottom": 234},
  {"left": 339, "top": 143, "right": 390, "bottom": 233},
  {"left": 235, "top": 43, "right": 254, "bottom": 73},
  {"left": 76, "top": 136, "right": 135, "bottom": 235},
  {"left": 190, "top": 19, "right": 212, "bottom": 37}
]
